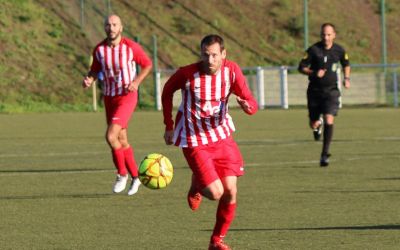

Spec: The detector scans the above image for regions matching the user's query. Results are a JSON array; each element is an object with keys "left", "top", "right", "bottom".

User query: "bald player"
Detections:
[{"left": 82, "top": 15, "right": 152, "bottom": 194}]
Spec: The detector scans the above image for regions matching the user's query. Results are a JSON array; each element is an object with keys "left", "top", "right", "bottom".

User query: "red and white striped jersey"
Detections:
[
  {"left": 90, "top": 37, "right": 152, "bottom": 97},
  {"left": 162, "top": 59, "right": 258, "bottom": 148}
]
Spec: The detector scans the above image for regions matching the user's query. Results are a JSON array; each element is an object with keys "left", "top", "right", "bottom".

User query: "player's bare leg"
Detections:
[
  {"left": 106, "top": 123, "right": 123, "bottom": 149},
  {"left": 209, "top": 176, "right": 237, "bottom": 250},
  {"left": 106, "top": 124, "right": 129, "bottom": 192},
  {"left": 118, "top": 128, "right": 129, "bottom": 149},
  {"left": 116, "top": 128, "right": 141, "bottom": 195},
  {"left": 188, "top": 176, "right": 224, "bottom": 211},
  {"left": 320, "top": 114, "right": 335, "bottom": 167},
  {"left": 202, "top": 179, "right": 224, "bottom": 201}
]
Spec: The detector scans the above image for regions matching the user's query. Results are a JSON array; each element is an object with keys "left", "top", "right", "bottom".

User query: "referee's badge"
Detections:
[
  {"left": 344, "top": 53, "right": 349, "bottom": 60},
  {"left": 302, "top": 53, "right": 308, "bottom": 60},
  {"left": 331, "top": 63, "right": 338, "bottom": 72}
]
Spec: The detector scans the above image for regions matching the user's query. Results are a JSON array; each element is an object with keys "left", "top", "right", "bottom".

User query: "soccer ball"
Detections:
[{"left": 138, "top": 153, "right": 173, "bottom": 189}]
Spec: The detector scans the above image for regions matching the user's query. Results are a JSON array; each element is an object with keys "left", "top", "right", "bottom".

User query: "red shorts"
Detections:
[
  {"left": 104, "top": 91, "right": 138, "bottom": 128},
  {"left": 182, "top": 136, "right": 244, "bottom": 189}
]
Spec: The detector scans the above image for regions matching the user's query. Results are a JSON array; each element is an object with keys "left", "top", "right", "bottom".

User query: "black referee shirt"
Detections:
[{"left": 298, "top": 41, "right": 350, "bottom": 91}]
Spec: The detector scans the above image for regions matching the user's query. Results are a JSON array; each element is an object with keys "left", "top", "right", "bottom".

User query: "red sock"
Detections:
[
  {"left": 211, "top": 202, "right": 237, "bottom": 243},
  {"left": 123, "top": 146, "right": 138, "bottom": 177},
  {"left": 111, "top": 148, "right": 127, "bottom": 176}
]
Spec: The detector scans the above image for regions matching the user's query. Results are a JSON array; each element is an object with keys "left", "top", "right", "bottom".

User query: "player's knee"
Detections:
[
  {"left": 105, "top": 132, "right": 118, "bottom": 145},
  {"left": 209, "top": 189, "right": 224, "bottom": 200},
  {"left": 119, "top": 139, "right": 129, "bottom": 148},
  {"left": 204, "top": 186, "right": 224, "bottom": 200},
  {"left": 224, "top": 186, "right": 237, "bottom": 199}
]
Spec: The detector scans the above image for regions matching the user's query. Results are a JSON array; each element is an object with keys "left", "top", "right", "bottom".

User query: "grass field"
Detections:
[{"left": 0, "top": 108, "right": 400, "bottom": 250}]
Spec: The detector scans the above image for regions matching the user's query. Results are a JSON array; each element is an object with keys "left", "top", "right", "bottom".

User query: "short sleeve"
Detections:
[{"left": 340, "top": 49, "right": 350, "bottom": 67}]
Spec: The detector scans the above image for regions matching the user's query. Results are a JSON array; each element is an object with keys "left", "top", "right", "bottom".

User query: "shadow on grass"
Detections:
[
  {"left": 0, "top": 168, "right": 109, "bottom": 174},
  {"left": 238, "top": 139, "right": 311, "bottom": 146},
  {"left": 0, "top": 193, "right": 113, "bottom": 200},
  {"left": 202, "top": 224, "right": 400, "bottom": 232},
  {"left": 290, "top": 165, "right": 317, "bottom": 169},
  {"left": 373, "top": 177, "right": 400, "bottom": 181},
  {"left": 0, "top": 166, "right": 188, "bottom": 175},
  {"left": 294, "top": 190, "right": 400, "bottom": 193}
]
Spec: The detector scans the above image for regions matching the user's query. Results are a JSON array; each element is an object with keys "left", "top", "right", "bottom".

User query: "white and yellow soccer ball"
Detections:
[{"left": 138, "top": 153, "right": 173, "bottom": 189}]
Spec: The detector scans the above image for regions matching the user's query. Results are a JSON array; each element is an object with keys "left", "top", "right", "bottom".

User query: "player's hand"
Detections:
[
  {"left": 236, "top": 96, "right": 253, "bottom": 113},
  {"left": 82, "top": 76, "right": 93, "bottom": 88},
  {"left": 343, "top": 78, "right": 350, "bottom": 89},
  {"left": 164, "top": 130, "right": 174, "bottom": 145},
  {"left": 126, "top": 81, "right": 138, "bottom": 92},
  {"left": 316, "top": 69, "right": 326, "bottom": 78}
]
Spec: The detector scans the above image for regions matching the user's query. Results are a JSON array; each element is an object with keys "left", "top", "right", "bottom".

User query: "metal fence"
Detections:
[{"left": 155, "top": 64, "right": 399, "bottom": 110}]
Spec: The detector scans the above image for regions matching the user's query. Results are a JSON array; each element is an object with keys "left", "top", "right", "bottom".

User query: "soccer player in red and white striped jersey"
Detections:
[
  {"left": 82, "top": 15, "right": 152, "bottom": 195},
  {"left": 162, "top": 34, "right": 257, "bottom": 250}
]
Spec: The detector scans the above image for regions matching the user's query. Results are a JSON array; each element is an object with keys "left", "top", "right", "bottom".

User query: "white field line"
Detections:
[
  {"left": 0, "top": 151, "right": 106, "bottom": 158},
  {"left": 237, "top": 137, "right": 400, "bottom": 146},
  {"left": 0, "top": 169, "right": 113, "bottom": 176},
  {"left": 1, "top": 137, "right": 398, "bottom": 158},
  {"left": 1, "top": 154, "right": 399, "bottom": 177},
  {"left": 246, "top": 154, "right": 400, "bottom": 167}
]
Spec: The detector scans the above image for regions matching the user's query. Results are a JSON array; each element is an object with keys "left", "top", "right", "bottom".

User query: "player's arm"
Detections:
[
  {"left": 298, "top": 50, "right": 313, "bottom": 76},
  {"left": 83, "top": 49, "right": 101, "bottom": 88},
  {"left": 82, "top": 71, "right": 98, "bottom": 88},
  {"left": 340, "top": 50, "right": 351, "bottom": 89},
  {"left": 128, "top": 41, "right": 153, "bottom": 91},
  {"left": 231, "top": 64, "right": 258, "bottom": 115},
  {"left": 129, "top": 65, "right": 152, "bottom": 91},
  {"left": 298, "top": 49, "right": 325, "bottom": 78},
  {"left": 161, "top": 69, "right": 185, "bottom": 145}
]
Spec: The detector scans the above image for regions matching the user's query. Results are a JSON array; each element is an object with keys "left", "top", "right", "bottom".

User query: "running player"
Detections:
[
  {"left": 82, "top": 14, "right": 152, "bottom": 194},
  {"left": 298, "top": 23, "right": 351, "bottom": 167},
  {"left": 162, "top": 34, "right": 258, "bottom": 250}
]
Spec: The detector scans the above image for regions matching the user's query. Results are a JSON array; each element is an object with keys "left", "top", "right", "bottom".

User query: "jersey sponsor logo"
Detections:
[
  {"left": 112, "top": 117, "right": 120, "bottom": 120},
  {"left": 200, "top": 100, "right": 222, "bottom": 118}
]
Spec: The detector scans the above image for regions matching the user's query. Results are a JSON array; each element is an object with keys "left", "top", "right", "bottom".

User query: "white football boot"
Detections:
[
  {"left": 113, "top": 174, "right": 128, "bottom": 193},
  {"left": 127, "top": 177, "right": 141, "bottom": 196}
]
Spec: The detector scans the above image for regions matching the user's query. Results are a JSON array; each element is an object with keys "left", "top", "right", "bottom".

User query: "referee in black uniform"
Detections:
[{"left": 298, "top": 23, "right": 351, "bottom": 167}]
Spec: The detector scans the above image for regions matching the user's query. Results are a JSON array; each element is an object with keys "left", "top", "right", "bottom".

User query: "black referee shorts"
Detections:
[{"left": 307, "top": 88, "right": 340, "bottom": 121}]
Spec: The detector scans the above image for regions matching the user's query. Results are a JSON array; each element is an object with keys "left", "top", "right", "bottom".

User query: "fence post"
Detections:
[
  {"left": 92, "top": 81, "right": 97, "bottom": 111},
  {"left": 156, "top": 71, "right": 162, "bottom": 111},
  {"left": 280, "top": 66, "right": 289, "bottom": 109},
  {"left": 105, "top": 0, "right": 111, "bottom": 15},
  {"left": 80, "top": 0, "right": 84, "bottom": 29},
  {"left": 303, "top": 0, "right": 308, "bottom": 50},
  {"left": 394, "top": 71, "right": 399, "bottom": 107},
  {"left": 152, "top": 35, "right": 158, "bottom": 110},
  {"left": 256, "top": 66, "right": 265, "bottom": 110}
]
